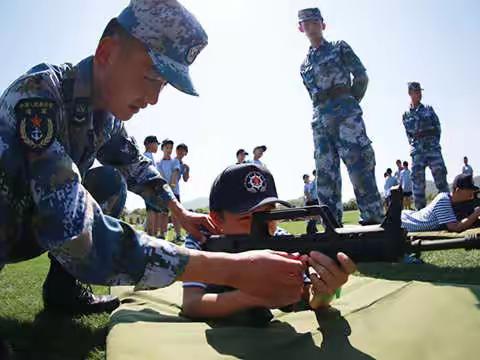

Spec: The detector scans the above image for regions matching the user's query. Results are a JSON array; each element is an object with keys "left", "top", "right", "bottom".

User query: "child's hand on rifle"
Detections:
[{"left": 307, "top": 251, "right": 356, "bottom": 309}]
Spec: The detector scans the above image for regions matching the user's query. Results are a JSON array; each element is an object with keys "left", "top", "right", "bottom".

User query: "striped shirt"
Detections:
[
  {"left": 183, "top": 227, "right": 294, "bottom": 289},
  {"left": 401, "top": 193, "right": 457, "bottom": 232}
]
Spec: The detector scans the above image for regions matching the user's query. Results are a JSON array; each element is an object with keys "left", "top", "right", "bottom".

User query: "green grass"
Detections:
[{"left": 2, "top": 210, "right": 480, "bottom": 358}]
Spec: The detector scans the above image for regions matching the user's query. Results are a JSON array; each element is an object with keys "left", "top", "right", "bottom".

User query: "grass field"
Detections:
[{"left": 1, "top": 210, "right": 480, "bottom": 359}]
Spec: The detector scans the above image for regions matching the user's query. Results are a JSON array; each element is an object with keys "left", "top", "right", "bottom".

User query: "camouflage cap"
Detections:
[
  {"left": 408, "top": 82, "right": 424, "bottom": 91},
  {"left": 298, "top": 8, "right": 323, "bottom": 23},
  {"left": 117, "top": 0, "right": 208, "bottom": 96}
]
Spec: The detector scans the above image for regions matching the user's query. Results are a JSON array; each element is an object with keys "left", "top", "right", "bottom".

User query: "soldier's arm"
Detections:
[
  {"left": 339, "top": 41, "right": 368, "bottom": 102},
  {"left": 402, "top": 113, "right": 415, "bottom": 145},
  {"left": 430, "top": 106, "right": 441, "bottom": 140}
]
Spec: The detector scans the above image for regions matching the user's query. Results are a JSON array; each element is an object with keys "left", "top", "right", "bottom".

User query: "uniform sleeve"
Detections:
[
  {"left": 9, "top": 81, "right": 188, "bottom": 287},
  {"left": 24, "top": 139, "right": 189, "bottom": 287},
  {"left": 96, "top": 122, "right": 176, "bottom": 211},
  {"left": 402, "top": 113, "right": 415, "bottom": 145},
  {"left": 430, "top": 106, "right": 441, "bottom": 140},
  {"left": 339, "top": 41, "right": 368, "bottom": 102}
]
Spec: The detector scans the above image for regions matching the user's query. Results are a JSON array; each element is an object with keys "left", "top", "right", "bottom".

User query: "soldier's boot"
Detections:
[{"left": 42, "top": 255, "right": 120, "bottom": 315}]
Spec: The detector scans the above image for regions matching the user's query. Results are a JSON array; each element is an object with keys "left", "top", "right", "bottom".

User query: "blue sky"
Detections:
[{"left": 1, "top": 0, "right": 478, "bottom": 210}]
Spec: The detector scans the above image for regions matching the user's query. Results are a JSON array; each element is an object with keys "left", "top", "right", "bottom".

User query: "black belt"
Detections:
[{"left": 312, "top": 86, "right": 351, "bottom": 106}]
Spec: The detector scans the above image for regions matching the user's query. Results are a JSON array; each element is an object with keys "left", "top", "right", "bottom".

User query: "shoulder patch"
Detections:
[{"left": 15, "top": 98, "right": 57, "bottom": 152}]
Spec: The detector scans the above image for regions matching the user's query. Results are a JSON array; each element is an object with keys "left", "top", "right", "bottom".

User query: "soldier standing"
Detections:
[
  {"left": 298, "top": 8, "right": 384, "bottom": 225},
  {"left": 402, "top": 82, "right": 448, "bottom": 209}
]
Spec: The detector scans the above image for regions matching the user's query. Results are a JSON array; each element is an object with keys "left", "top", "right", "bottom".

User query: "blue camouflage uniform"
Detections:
[
  {"left": 298, "top": 8, "right": 384, "bottom": 224},
  {"left": 402, "top": 82, "right": 448, "bottom": 210},
  {"left": 0, "top": 0, "right": 207, "bottom": 288}
]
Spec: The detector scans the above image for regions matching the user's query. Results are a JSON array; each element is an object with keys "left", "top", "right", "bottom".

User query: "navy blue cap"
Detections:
[
  {"left": 298, "top": 8, "right": 323, "bottom": 22},
  {"left": 253, "top": 145, "right": 267, "bottom": 152},
  {"left": 144, "top": 135, "right": 159, "bottom": 145},
  {"left": 408, "top": 82, "right": 423, "bottom": 91},
  {"left": 209, "top": 164, "right": 292, "bottom": 213}
]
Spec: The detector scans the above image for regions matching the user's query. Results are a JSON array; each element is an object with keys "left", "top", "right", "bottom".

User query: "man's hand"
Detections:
[
  {"left": 168, "top": 200, "right": 220, "bottom": 240},
  {"left": 229, "top": 250, "right": 306, "bottom": 306},
  {"left": 308, "top": 251, "right": 356, "bottom": 309}
]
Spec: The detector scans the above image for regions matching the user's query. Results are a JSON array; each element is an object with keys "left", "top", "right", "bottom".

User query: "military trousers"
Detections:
[
  {"left": 311, "top": 104, "right": 384, "bottom": 224},
  {"left": 411, "top": 150, "right": 448, "bottom": 210}
]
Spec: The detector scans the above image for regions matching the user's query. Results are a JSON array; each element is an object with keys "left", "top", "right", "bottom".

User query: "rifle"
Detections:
[{"left": 204, "top": 189, "right": 480, "bottom": 262}]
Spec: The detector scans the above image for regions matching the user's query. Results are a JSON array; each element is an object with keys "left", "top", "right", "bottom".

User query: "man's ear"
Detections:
[
  {"left": 95, "top": 36, "right": 117, "bottom": 67},
  {"left": 298, "top": 23, "right": 304, "bottom": 33},
  {"left": 321, "top": 21, "right": 326, "bottom": 31}
]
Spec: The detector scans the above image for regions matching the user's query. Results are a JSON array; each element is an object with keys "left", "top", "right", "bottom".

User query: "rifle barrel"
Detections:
[{"left": 408, "top": 234, "right": 480, "bottom": 252}]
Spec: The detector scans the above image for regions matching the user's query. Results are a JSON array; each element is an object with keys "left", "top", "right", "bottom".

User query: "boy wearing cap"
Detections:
[
  {"left": 236, "top": 149, "right": 248, "bottom": 164},
  {"left": 157, "top": 139, "right": 176, "bottom": 238},
  {"left": 298, "top": 8, "right": 384, "bottom": 226},
  {"left": 403, "top": 82, "right": 448, "bottom": 210},
  {"left": 182, "top": 164, "right": 356, "bottom": 320},
  {"left": 401, "top": 174, "right": 480, "bottom": 233},
  {"left": 252, "top": 145, "right": 267, "bottom": 167},
  {"left": 0, "top": 0, "right": 307, "bottom": 324},
  {"left": 171, "top": 143, "right": 190, "bottom": 242},
  {"left": 144, "top": 136, "right": 162, "bottom": 236}
]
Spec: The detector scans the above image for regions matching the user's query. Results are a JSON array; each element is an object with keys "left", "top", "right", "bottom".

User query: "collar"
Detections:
[
  {"left": 309, "top": 38, "right": 330, "bottom": 53},
  {"left": 410, "top": 102, "right": 424, "bottom": 111},
  {"left": 70, "top": 56, "right": 95, "bottom": 124}
]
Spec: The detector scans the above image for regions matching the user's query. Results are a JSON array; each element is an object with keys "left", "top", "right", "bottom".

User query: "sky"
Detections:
[{"left": 1, "top": 0, "right": 479, "bottom": 210}]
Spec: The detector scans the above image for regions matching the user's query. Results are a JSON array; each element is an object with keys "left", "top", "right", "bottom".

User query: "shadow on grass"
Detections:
[{"left": 0, "top": 310, "right": 107, "bottom": 360}]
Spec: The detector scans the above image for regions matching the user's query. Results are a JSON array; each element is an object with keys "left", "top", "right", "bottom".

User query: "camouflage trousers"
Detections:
[
  {"left": 311, "top": 107, "right": 384, "bottom": 224},
  {"left": 411, "top": 150, "right": 448, "bottom": 210}
]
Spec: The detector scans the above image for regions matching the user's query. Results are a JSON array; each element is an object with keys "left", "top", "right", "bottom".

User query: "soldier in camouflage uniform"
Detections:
[
  {"left": 0, "top": 0, "right": 306, "bottom": 331},
  {"left": 298, "top": 8, "right": 384, "bottom": 225},
  {"left": 402, "top": 82, "right": 448, "bottom": 210}
]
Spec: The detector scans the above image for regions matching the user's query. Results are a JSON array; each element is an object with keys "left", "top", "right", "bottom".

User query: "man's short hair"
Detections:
[
  {"left": 303, "top": 174, "right": 309, "bottom": 180},
  {"left": 396, "top": 159, "right": 402, "bottom": 164},
  {"left": 403, "top": 161, "right": 409, "bottom": 167},
  {"left": 386, "top": 168, "right": 392, "bottom": 174},
  {"left": 312, "top": 170, "right": 316, "bottom": 176},
  {"left": 100, "top": 18, "right": 132, "bottom": 41}
]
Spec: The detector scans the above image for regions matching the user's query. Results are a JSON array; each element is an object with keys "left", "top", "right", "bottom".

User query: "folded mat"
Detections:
[
  {"left": 107, "top": 276, "right": 480, "bottom": 360},
  {"left": 408, "top": 226, "right": 480, "bottom": 240}
]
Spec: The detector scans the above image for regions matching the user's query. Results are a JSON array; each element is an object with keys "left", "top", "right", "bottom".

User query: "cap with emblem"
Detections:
[
  {"left": 298, "top": 8, "right": 323, "bottom": 23},
  {"left": 117, "top": 0, "right": 208, "bottom": 96},
  {"left": 209, "top": 164, "right": 292, "bottom": 214},
  {"left": 408, "top": 82, "right": 424, "bottom": 91}
]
